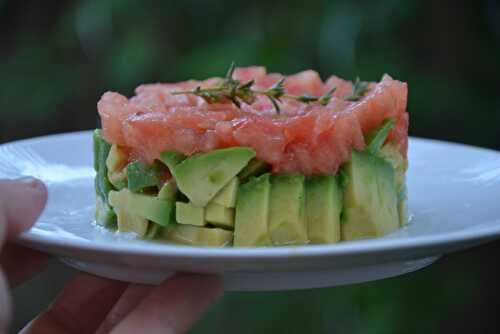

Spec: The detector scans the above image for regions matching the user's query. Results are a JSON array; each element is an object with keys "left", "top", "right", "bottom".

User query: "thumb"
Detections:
[{"left": 0, "top": 177, "right": 47, "bottom": 245}]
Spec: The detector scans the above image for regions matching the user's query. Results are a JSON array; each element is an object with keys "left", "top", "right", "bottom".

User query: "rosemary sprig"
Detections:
[
  {"left": 345, "top": 77, "right": 370, "bottom": 101},
  {"left": 171, "top": 62, "right": 336, "bottom": 113}
]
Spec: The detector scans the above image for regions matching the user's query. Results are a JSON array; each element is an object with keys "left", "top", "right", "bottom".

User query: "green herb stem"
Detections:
[
  {"left": 171, "top": 63, "right": 338, "bottom": 113},
  {"left": 345, "top": 77, "right": 370, "bottom": 101}
]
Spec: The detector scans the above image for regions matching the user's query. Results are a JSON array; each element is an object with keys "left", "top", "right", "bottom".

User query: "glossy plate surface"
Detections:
[{"left": 2, "top": 131, "right": 500, "bottom": 290}]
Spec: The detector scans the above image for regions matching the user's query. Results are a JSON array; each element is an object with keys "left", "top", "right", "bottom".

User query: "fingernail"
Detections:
[{"left": 15, "top": 177, "right": 46, "bottom": 192}]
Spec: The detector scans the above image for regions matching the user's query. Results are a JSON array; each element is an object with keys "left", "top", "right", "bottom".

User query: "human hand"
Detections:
[
  {"left": 0, "top": 177, "right": 49, "bottom": 333},
  {"left": 21, "top": 273, "right": 223, "bottom": 334},
  {"left": 0, "top": 177, "right": 224, "bottom": 334}
]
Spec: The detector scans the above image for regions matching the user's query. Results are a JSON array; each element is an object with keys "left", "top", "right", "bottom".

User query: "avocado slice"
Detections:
[
  {"left": 379, "top": 143, "right": 408, "bottom": 227},
  {"left": 305, "top": 175, "right": 342, "bottom": 244},
  {"left": 93, "top": 129, "right": 105, "bottom": 172},
  {"left": 158, "top": 180, "right": 177, "bottom": 200},
  {"left": 211, "top": 177, "right": 239, "bottom": 208},
  {"left": 173, "top": 147, "right": 256, "bottom": 206},
  {"left": 205, "top": 202, "right": 234, "bottom": 229},
  {"left": 341, "top": 151, "right": 399, "bottom": 240},
  {"left": 145, "top": 222, "right": 161, "bottom": 239},
  {"left": 109, "top": 189, "right": 175, "bottom": 226},
  {"left": 95, "top": 195, "right": 117, "bottom": 227},
  {"left": 378, "top": 143, "right": 408, "bottom": 193},
  {"left": 268, "top": 175, "right": 308, "bottom": 246},
  {"left": 162, "top": 224, "right": 233, "bottom": 246},
  {"left": 238, "top": 159, "right": 270, "bottom": 182},
  {"left": 106, "top": 144, "right": 128, "bottom": 189},
  {"left": 93, "top": 130, "right": 114, "bottom": 202},
  {"left": 176, "top": 202, "right": 205, "bottom": 226},
  {"left": 116, "top": 209, "right": 149, "bottom": 237},
  {"left": 159, "top": 151, "right": 187, "bottom": 171},
  {"left": 126, "top": 160, "right": 164, "bottom": 192},
  {"left": 234, "top": 173, "right": 272, "bottom": 247},
  {"left": 397, "top": 185, "right": 408, "bottom": 226}
]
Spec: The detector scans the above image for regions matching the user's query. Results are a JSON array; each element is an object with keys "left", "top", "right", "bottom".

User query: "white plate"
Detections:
[{"left": 2, "top": 131, "right": 500, "bottom": 291}]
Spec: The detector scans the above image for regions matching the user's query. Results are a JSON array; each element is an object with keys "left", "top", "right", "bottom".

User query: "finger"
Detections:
[
  {"left": 20, "top": 272, "right": 127, "bottom": 334},
  {"left": 0, "top": 177, "right": 47, "bottom": 243},
  {"left": 0, "top": 244, "right": 48, "bottom": 287},
  {"left": 95, "top": 284, "right": 153, "bottom": 334},
  {"left": 110, "top": 274, "right": 224, "bottom": 334},
  {"left": 0, "top": 270, "right": 12, "bottom": 334}
]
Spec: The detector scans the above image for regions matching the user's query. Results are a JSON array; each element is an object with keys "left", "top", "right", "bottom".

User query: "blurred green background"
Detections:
[{"left": 2, "top": 0, "right": 500, "bottom": 333}]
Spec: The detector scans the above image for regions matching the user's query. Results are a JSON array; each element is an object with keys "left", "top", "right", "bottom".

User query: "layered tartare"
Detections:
[{"left": 93, "top": 65, "right": 408, "bottom": 247}]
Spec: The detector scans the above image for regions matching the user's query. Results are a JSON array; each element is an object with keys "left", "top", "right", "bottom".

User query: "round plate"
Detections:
[{"left": 2, "top": 131, "right": 500, "bottom": 291}]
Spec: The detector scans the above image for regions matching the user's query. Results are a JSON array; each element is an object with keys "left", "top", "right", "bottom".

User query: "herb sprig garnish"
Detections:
[
  {"left": 345, "top": 77, "right": 370, "bottom": 101},
  {"left": 171, "top": 62, "right": 336, "bottom": 113}
]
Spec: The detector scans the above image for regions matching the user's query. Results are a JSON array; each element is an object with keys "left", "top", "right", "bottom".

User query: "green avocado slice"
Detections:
[
  {"left": 397, "top": 185, "right": 408, "bottom": 226},
  {"left": 378, "top": 143, "right": 408, "bottom": 227},
  {"left": 268, "top": 174, "right": 308, "bottom": 246},
  {"left": 175, "top": 202, "right": 205, "bottom": 226},
  {"left": 126, "top": 161, "right": 164, "bottom": 192},
  {"left": 211, "top": 177, "right": 239, "bottom": 208},
  {"left": 145, "top": 223, "right": 162, "bottom": 239},
  {"left": 205, "top": 202, "right": 235, "bottom": 229},
  {"left": 116, "top": 209, "right": 149, "bottom": 237},
  {"left": 106, "top": 144, "right": 128, "bottom": 190},
  {"left": 378, "top": 143, "right": 408, "bottom": 193},
  {"left": 305, "top": 175, "right": 342, "bottom": 244},
  {"left": 341, "top": 151, "right": 399, "bottom": 240},
  {"left": 95, "top": 195, "right": 117, "bottom": 228},
  {"left": 173, "top": 147, "right": 256, "bottom": 206},
  {"left": 109, "top": 189, "right": 175, "bottom": 226},
  {"left": 93, "top": 129, "right": 105, "bottom": 172},
  {"left": 162, "top": 224, "right": 233, "bottom": 246},
  {"left": 158, "top": 180, "right": 177, "bottom": 200},
  {"left": 234, "top": 173, "right": 272, "bottom": 246},
  {"left": 93, "top": 130, "right": 114, "bottom": 202}
]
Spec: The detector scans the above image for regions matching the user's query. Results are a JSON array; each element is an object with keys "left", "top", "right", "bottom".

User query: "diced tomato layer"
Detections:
[{"left": 98, "top": 67, "right": 408, "bottom": 175}]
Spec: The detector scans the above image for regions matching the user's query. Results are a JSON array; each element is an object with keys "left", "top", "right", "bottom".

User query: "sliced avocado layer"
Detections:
[
  {"left": 109, "top": 189, "right": 175, "bottom": 226},
  {"left": 211, "top": 177, "right": 239, "bottom": 208},
  {"left": 173, "top": 147, "right": 256, "bottom": 206},
  {"left": 176, "top": 202, "right": 205, "bottom": 226},
  {"left": 341, "top": 151, "right": 399, "bottom": 240},
  {"left": 234, "top": 174, "right": 272, "bottom": 247},
  {"left": 97, "top": 134, "right": 407, "bottom": 246},
  {"left": 205, "top": 202, "right": 234, "bottom": 229},
  {"left": 305, "top": 176, "right": 342, "bottom": 244},
  {"left": 268, "top": 175, "right": 308, "bottom": 246},
  {"left": 163, "top": 224, "right": 233, "bottom": 246}
]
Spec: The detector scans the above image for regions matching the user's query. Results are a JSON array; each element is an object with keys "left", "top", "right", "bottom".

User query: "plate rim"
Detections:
[
  {"left": 17, "top": 223, "right": 500, "bottom": 260},
  {"left": 4, "top": 130, "right": 500, "bottom": 260}
]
